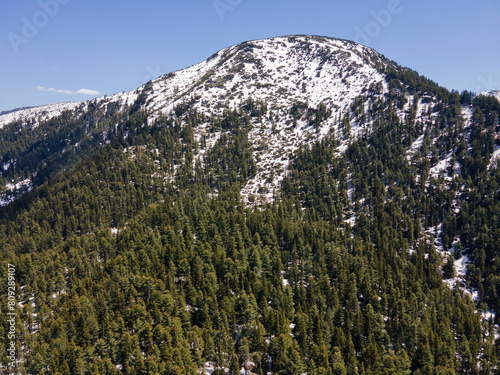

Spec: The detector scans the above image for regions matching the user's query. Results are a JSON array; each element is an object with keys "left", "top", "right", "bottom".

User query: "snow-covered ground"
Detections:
[
  {"left": 424, "top": 224, "right": 478, "bottom": 302},
  {"left": 0, "top": 36, "right": 393, "bottom": 206},
  {"left": 490, "top": 144, "right": 500, "bottom": 169},
  {"left": 0, "top": 36, "right": 468, "bottom": 208},
  {"left": 406, "top": 133, "right": 425, "bottom": 161},
  {"left": 0, "top": 178, "right": 33, "bottom": 207},
  {"left": 429, "top": 151, "right": 461, "bottom": 180},
  {"left": 0, "top": 101, "right": 85, "bottom": 129},
  {"left": 142, "top": 35, "right": 391, "bottom": 204},
  {"left": 481, "top": 90, "right": 500, "bottom": 103},
  {"left": 141, "top": 36, "right": 389, "bottom": 121}
]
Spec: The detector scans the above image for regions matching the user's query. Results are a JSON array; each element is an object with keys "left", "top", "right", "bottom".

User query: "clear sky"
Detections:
[{"left": 1, "top": 0, "right": 499, "bottom": 112}]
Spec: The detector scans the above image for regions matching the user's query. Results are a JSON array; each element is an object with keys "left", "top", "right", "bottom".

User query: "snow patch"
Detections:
[
  {"left": 0, "top": 101, "right": 85, "bottom": 129},
  {"left": 489, "top": 144, "right": 500, "bottom": 169},
  {"left": 0, "top": 178, "right": 33, "bottom": 207},
  {"left": 481, "top": 90, "right": 500, "bottom": 103}
]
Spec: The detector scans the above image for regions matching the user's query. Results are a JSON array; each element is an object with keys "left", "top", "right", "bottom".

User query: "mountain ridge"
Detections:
[
  {"left": 1, "top": 35, "right": 390, "bottom": 128},
  {"left": 2, "top": 35, "right": 499, "bottom": 132},
  {"left": 0, "top": 35, "right": 406, "bottom": 205}
]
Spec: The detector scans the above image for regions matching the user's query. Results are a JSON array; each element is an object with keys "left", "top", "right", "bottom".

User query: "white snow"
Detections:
[
  {"left": 429, "top": 152, "right": 455, "bottom": 179},
  {"left": 406, "top": 133, "right": 425, "bottom": 161},
  {"left": 454, "top": 254, "right": 469, "bottom": 279},
  {"left": 0, "top": 36, "right": 438, "bottom": 206},
  {"left": 481, "top": 310, "right": 496, "bottom": 321},
  {"left": 425, "top": 225, "right": 482, "bottom": 305},
  {"left": 51, "top": 289, "right": 67, "bottom": 299},
  {"left": 0, "top": 178, "right": 33, "bottom": 207},
  {"left": 481, "top": 90, "right": 500, "bottom": 103},
  {"left": 0, "top": 101, "right": 85, "bottom": 129},
  {"left": 462, "top": 106, "right": 473, "bottom": 129},
  {"left": 5, "top": 178, "right": 32, "bottom": 192},
  {"left": 0, "top": 36, "right": 390, "bottom": 205},
  {"left": 489, "top": 144, "right": 500, "bottom": 169},
  {"left": 442, "top": 252, "right": 481, "bottom": 302},
  {"left": 199, "top": 362, "right": 228, "bottom": 375}
]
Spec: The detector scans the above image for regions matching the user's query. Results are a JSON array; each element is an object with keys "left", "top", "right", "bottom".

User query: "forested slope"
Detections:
[{"left": 0, "top": 35, "right": 500, "bottom": 374}]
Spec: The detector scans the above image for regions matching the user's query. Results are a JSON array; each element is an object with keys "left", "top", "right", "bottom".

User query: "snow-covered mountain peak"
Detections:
[
  {"left": 0, "top": 35, "right": 396, "bottom": 205},
  {"left": 137, "top": 35, "right": 389, "bottom": 119},
  {"left": 0, "top": 35, "right": 389, "bottom": 130}
]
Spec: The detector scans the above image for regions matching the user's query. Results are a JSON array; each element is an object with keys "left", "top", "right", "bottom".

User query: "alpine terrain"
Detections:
[{"left": 1, "top": 35, "right": 500, "bottom": 374}]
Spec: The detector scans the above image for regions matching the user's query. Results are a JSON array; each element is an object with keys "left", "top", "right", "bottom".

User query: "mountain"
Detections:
[
  {"left": 1, "top": 36, "right": 387, "bottom": 127},
  {"left": 1, "top": 35, "right": 500, "bottom": 374},
  {"left": 0, "top": 35, "right": 408, "bottom": 204}
]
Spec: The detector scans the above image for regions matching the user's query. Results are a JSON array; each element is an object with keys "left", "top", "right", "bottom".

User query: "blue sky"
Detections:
[{"left": 1, "top": 0, "right": 499, "bottom": 111}]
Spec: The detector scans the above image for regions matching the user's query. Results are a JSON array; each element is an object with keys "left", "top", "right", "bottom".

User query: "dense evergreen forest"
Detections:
[{"left": 0, "top": 62, "right": 500, "bottom": 374}]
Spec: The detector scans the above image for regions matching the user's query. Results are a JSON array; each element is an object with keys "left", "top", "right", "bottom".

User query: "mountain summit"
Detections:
[
  {"left": 1, "top": 34, "right": 495, "bottom": 204},
  {"left": 121, "top": 35, "right": 388, "bottom": 119},
  {"left": 1, "top": 35, "right": 389, "bottom": 127},
  {"left": 0, "top": 35, "right": 397, "bottom": 202}
]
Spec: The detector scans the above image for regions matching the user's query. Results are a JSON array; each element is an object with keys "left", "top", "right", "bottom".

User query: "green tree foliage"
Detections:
[{"left": 0, "top": 73, "right": 499, "bottom": 374}]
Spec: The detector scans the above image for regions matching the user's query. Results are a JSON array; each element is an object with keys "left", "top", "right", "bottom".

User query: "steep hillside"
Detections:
[
  {"left": 0, "top": 102, "right": 86, "bottom": 129},
  {"left": 1, "top": 35, "right": 500, "bottom": 374},
  {"left": 0, "top": 35, "right": 411, "bottom": 205}
]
